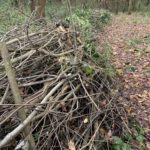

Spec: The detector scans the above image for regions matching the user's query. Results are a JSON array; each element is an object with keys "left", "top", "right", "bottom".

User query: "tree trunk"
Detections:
[
  {"left": 146, "top": 0, "right": 150, "bottom": 5},
  {"left": 36, "top": 0, "right": 46, "bottom": 18},
  {"left": 18, "top": 0, "right": 24, "bottom": 10},
  {"left": 115, "top": 0, "right": 119, "bottom": 14},
  {"left": 128, "top": 0, "right": 133, "bottom": 14},
  {"left": 30, "top": 0, "right": 46, "bottom": 18},
  {"left": 0, "top": 42, "right": 35, "bottom": 149},
  {"left": 30, "top": 0, "right": 36, "bottom": 12},
  {"left": 136, "top": 0, "right": 142, "bottom": 10}
]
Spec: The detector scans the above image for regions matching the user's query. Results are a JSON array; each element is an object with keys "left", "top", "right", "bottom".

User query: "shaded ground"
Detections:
[{"left": 98, "top": 13, "right": 150, "bottom": 141}]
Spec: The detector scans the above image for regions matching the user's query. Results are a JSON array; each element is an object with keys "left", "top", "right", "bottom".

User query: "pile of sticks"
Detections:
[{"left": 0, "top": 22, "right": 125, "bottom": 150}]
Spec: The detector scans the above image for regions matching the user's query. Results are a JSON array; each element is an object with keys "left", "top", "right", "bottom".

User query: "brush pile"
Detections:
[{"left": 0, "top": 21, "right": 125, "bottom": 150}]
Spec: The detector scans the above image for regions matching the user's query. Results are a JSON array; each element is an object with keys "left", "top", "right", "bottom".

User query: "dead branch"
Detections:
[
  {"left": 0, "top": 42, "right": 35, "bottom": 149},
  {"left": 0, "top": 80, "right": 65, "bottom": 148},
  {"left": 0, "top": 22, "right": 126, "bottom": 149}
]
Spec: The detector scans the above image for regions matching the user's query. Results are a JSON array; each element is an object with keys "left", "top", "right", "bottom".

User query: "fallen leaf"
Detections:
[
  {"left": 105, "top": 130, "right": 112, "bottom": 140},
  {"left": 126, "top": 107, "right": 132, "bottom": 114},
  {"left": 68, "top": 140, "right": 76, "bottom": 150},
  {"left": 83, "top": 118, "right": 88, "bottom": 124},
  {"left": 99, "top": 128, "right": 107, "bottom": 138},
  {"left": 145, "top": 47, "right": 150, "bottom": 53},
  {"left": 146, "top": 142, "right": 150, "bottom": 150},
  {"left": 99, "top": 100, "right": 107, "bottom": 107},
  {"left": 128, "top": 48, "right": 135, "bottom": 52},
  {"left": 116, "top": 69, "right": 123, "bottom": 75}
]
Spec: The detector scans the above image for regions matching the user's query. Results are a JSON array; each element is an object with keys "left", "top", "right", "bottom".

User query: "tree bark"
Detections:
[
  {"left": 0, "top": 42, "right": 35, "bottom": 149},
  {"left": 18, "top": 0, "right": 25, "bottom": 10},
  {"left": 128, "top": 0, "right": 133, "bottom": 14},
  {"left": 146, "top": 0, "right": 150, "bottom": 5},
  {"left": 136, "top": 0, "right": 142, "bottom": 10},
  {"left": 36, "top": 0, "right": 46, "bottom": 18},
  {"left": 31, "top": 0, "right": 46, "bottom": 18},
  {"left": 30, "top": 0, "right": 36, "bottom": 12},
  {"left": 115, "top": 0, "right": 119, "bottom": 14}
]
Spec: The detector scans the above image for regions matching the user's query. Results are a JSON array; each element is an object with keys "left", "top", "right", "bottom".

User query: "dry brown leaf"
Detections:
[
  {"left": 68, "top": 140, "right": 76, "bottom": 150},
  {"left": 98, "top": 14, "right": 150, "bottom": 132},
  {"left": 116, "top": 69, "right": 123, "bottom": 75},
  {"left": 146, "top": 142, "right": 150, "bottom": 150},
  {"left": 142, "top": 90, "right": 148, "bottom": 97},
  {"left": 105, "top": 130, "right": 112, "bottom": 141},
  {"left": 126, "top": 107, "right": 132, "bottom": 114},
  {"left": 99, "top": 128, "right": 107, "bottom": 138},
  {"left": 83, "top": 118, "right": 89, "bottom": 124},
  {"left": 99, "top": 100, "right": 107, "bottom": 107},
  {"left": 128, "top": 48, "right": 135, "bottom": 52}
]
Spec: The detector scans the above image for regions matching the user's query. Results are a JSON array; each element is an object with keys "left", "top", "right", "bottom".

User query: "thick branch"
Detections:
[
  {"left": 0, "top": 74, "right": 65, "bottom": 148},
  {"left": 0, "top": 42, "right": 35, "bottom": 149}
]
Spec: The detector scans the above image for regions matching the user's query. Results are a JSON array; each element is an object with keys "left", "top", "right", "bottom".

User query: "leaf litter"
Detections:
[{"left": 98, "top": 13, "right": 150, "bottom": 145}]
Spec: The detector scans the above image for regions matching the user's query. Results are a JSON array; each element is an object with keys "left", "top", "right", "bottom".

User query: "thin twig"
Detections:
[
  {"left": 0, "top": 80, "right": 65, "bottom": 148},
  {"left": 0, "top": 84, "right": 9, "bottom": 105}
]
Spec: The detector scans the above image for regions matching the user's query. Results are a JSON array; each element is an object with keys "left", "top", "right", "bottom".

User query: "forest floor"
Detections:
[{"left": 98, "top": 13, "right": 150, "bottom": 141}]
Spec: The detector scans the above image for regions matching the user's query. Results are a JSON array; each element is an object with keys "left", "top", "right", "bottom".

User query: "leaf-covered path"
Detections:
[{"left": 98, "top": 13, "right": 150, "bottom": 141}]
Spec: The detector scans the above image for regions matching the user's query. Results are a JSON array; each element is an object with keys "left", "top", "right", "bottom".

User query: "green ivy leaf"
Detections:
[
  {"left": 112, "top": 136, "right": 124, "bottom": 145},
  {"left": 83, "top": 64, "right": 94, "bottom": 76},
  {"left": 139, "top": 127, "right": 144, "bottom": 135},
  {"left": 123, "top": 133, "right": 133, "bottom": 141},
  {"left": 136, "top": 135, "right": 144, "bottom": 143},
  {"left": 122, "top": 143, "right": 132, "bottom": 150},
  {"left": 144, "top": 68, "right": 150, "bottom": 72},
  {"left": 112, "top": 137, "right": 132, "bottom": 150},
  {"left": 112, "top": 144, "right": 122, "bottom": 150},
  {"left": 144, "top": 35, "right": 150, "bottom": 43},
  {"left": 125, "top": 65, "right": 136, "bottom": 72},
  {"left": 145, "top": 47, "right": 150, "bottom": 53}
]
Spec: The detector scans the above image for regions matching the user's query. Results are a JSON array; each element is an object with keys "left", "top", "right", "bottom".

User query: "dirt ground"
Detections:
[{"left": 98, "top": 13, "right": 150, "bottom": 141}]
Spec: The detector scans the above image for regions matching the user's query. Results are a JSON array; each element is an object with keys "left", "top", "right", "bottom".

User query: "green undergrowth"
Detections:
[
  {"left": 111, "top": 117, "right": 145, "bottom": 150},
  {"left": 0, "top": 1, "right": 30, "bottom": 34},
  {"left": 84, "top": 41, "right": 116, "bottom": 80},
  {"left": 66, "top": 9, "right": 112, "bottom": 38},
  {"left": 139, "top": 4, "right": 150, "bottom": 16},
  {"left": 127, "top": 35, "right": 150, "bottom": 55},
  {"left": 65, "top": 8, "right": 114, "bottom": 80},
  {"left": 69, "top": 10, "right": 145, "bottom": 149},
  {"left": 127, "top": 35, "right": 150, "bottom": 47}
]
